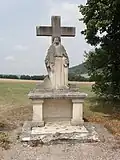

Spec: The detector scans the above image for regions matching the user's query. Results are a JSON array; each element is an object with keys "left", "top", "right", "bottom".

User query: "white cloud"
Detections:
[
  {"left": 13, "top": 44, "right": 28, "bottom": 51},
  {"left": 4, "top": 56, "right": 15, "bottom": 61}
]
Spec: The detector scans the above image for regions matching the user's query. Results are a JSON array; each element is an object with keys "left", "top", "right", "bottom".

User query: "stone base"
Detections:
[
  {"left": 71, "top": 119, "right": 84, "bottom": 126},
  {"left": 21, "top": 121, "right": 100, "bottom": 145},
  {"left": 31, "top": 121, "right": 45, "bottom": 127},
  {"left": 28, "top": 88, "right": 87, "bottom": 126},
  {"left": 43, "top": 99, "right": 72, "bottom": 122}
]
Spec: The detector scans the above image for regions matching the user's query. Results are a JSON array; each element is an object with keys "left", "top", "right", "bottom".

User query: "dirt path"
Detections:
[{"left": 0, "top": 141, "right": 120, "bottom": 160}]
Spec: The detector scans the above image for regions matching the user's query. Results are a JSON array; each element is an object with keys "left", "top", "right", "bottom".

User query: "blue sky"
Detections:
[{"left": 0, "top": 0, "right": 91, "bottom": 75}]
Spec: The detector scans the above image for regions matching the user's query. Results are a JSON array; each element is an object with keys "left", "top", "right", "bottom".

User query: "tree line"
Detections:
[
  {"left": 0, "top": 74, "right": 89, "bottom": 81},
  {"left": 0, "top": 74, "right": 45, "bottom": 80}
]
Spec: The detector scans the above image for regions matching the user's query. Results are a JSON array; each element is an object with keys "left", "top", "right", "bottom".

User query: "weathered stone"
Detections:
[
  {"left": 36, "top": 16, "right": 75, "bottom": 90},
  {"left": 28, "top": 88, "right": 87, "bottom": 99},
  {"left": 28, "top": 89, "right": 87, "bottom": 126},
  {"left": 45, "top": 37, "right": 69, "bottom": 89},
  {"left": 21, "top": 121, "right": 100, "bottom": 145},
  {"left": 36, "top": 16, "right": 75, "bottom": 39},
  {"left": 31, "top": 122, "right": 89, "bottom": 135}
]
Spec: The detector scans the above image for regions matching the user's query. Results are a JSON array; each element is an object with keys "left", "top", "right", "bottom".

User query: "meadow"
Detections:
[{"left": 0, "top": 80, "right": 120, "bottom": 148}]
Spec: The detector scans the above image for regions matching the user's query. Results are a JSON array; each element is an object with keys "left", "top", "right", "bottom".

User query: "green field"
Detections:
[
  {"left": 0, "top": 81, "right": 120, "bottom": 136},
  {"left": 0, "top": 82, "right": 35, "bottom": 128}
]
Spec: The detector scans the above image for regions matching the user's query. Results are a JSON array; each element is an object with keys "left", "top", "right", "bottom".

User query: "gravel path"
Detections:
[
  {"left": 0, "top": 124, "right": 120, "bottom": 160},
  {"left": 0, "top": 140, "right": 119, "bottom": 160}
]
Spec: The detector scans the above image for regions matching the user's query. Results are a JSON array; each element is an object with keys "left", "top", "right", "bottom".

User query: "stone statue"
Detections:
[{"left": 45, "top": 37, "right": 69, "bottom": 89}]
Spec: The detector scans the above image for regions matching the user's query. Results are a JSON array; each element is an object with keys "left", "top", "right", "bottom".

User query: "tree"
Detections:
[
  {"left": 79, "top": 0, "right": 120, "bottom": 99},
  {"left": 31, "top": 75, "right": 45, "bottom": 80},
  {"left": 20, "top": 75, "right": 31, "bottom": 80}
]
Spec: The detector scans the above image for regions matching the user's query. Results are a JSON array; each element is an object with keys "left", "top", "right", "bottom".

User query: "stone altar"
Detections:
[{"left": 28, "top": 16, "right": 87, "bottom": 127}]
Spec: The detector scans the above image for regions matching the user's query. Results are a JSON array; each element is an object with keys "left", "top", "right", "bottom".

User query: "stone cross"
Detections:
[{"left": 36, "top": 16, "right": 75, "bottom": 41}]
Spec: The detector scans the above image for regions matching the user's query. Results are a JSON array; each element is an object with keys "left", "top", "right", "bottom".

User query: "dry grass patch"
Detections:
[
  {"left": 0, "top": 82, "right": 35, "bottom": 148},
  {"left": 84, "top": 97, "right": 120, "bottom": 137},
  {"left": 0, "top": 132, "right": 11, "bottom": 150}
]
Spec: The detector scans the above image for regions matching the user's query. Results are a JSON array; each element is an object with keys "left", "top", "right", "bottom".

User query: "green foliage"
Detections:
[
  {"left": 85, "top": 48, "right": 117, "bottom": 97},
  {"left": 68, "top": 73, "right": 89, "bottom": 81},
  {"left": 79, "top": 0, "right": 119, "bottom": 46},
  {"left": 31, "top": 75, "right": 45, "bottom": 80},
  {"left": 68, "top": 63, "right": 89, "bottom": 81},
  {"left": 79, "top": 0, "right": 120, "bottom": 99},
  {"left": 0, "top": 74, "right": 45, "bottom": 80},
  {"left": 0, "top": 74, "right": 19, "bottom": 79},
  {"left": 69, "top": 63, "right": 88, "bottom": 75},
  {"left": 20, "top": 75, "right": 31, "bottom": 80},
  {"left": 20, "top": 75, "right": 45, "bottom": 80}
]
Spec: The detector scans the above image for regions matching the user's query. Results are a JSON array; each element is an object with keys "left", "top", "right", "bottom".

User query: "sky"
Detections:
[{"left": 0, "top": 0, "right": 92, "bottom": 75}]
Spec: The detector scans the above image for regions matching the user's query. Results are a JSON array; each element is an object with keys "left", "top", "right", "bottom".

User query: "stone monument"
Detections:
[
  {"left": 28, "top": 16, "right": 87, "bottom": 127},
  {"left": 21, "top": 16, "right": 100, "bottom": 144}
]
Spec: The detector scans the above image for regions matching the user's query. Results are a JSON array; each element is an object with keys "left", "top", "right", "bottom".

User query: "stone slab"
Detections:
[
  {"left": 28, "top": 88, "right": 87, "bottom": 100},
  {"left": 31, "top": 122, "right": 88, "bottom": 135},
  {"left": 21, "top": 121, "right": 100, "bottom": 145},
  {"left": 43, "top": 99, "right": 72, "bottom": 122}
]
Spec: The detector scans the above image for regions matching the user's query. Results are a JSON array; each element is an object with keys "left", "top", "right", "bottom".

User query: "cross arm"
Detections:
[
  {"left": 36, "top": 26, "right": 52, "bottom": 36},
  {"left": 61, "top": 27, "right": 75, "bottom": 37}
]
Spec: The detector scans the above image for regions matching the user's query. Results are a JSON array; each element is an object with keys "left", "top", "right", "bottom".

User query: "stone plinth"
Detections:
[
  {"left": 28, "top": 88, "right": 87, "bottom": 127},
  {"left": 21, "top": 121, "right": 100, "bottom": 144}
]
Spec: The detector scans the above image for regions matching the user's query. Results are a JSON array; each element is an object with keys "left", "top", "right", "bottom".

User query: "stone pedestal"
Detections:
[
  {"left": 28, "top": 89, "right": 87, "bottom": 127},
  {"left": 71, "top": 99, "right": 84, "bottom": 126}
]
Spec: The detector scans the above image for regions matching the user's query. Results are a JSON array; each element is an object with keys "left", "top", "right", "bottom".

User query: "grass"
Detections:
[
  {"left": 0, "top": 81, "right": 35, "bottom": 149},
  {"left": 0, "top": 81, "right": 120, "bottom": 149},
  {"left": 0, "top": 132, "right": 10, "bottom": 150},
  {"left": 78, "top": 83, "right": 120, "bottom": 137}
]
